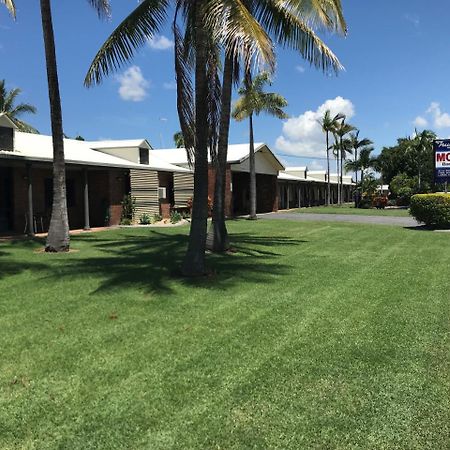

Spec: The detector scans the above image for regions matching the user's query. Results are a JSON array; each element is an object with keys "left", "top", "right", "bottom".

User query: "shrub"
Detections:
[
  {"left": 139, "top": 213, "right": 151, "bottom": 225},
  {"left": 170, "top": 211, "right": 182, "bottom": 224},
  {"left": 152, "top": 213, "right": 162, "bottom": 224},
  {"left": 120, "top": 194, "right": 136, "bottom": 224},
  {"left": 410, "top": 194, "right": 450, "bottom": 228}
]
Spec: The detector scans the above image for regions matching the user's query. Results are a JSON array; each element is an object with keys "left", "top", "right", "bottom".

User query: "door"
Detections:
[{"left": 0, "top": 167, "right": 13, "bottom": 232}]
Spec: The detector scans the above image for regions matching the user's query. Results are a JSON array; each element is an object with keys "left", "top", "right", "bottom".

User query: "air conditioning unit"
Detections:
[{"left": 158, "top": 187, "right": 167, "bottom": 199}]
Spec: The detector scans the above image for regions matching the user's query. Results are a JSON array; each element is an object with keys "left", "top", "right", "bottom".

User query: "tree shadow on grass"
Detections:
[
  {"left": 0, "top": 237, "right": 49, "bottom": 280},
  {"left": 43, "top": 230, "right": 306, "bottom": 295}
]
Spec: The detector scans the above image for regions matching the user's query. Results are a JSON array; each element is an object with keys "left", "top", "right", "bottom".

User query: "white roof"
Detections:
[
  {"left": 1, "top": 132, "right": 189, "bottom": 172},
  {"left": 285, "top": 166, "right": 307, "bottom": 172},
  {"left": 89, "top": 139, "right": 152, "bottom": 150},
  {"left": 0, "top": 113, "right": 18, "bottom": 129},
  {"left": 278, "top": 172, "right": 308, "bottom": 181},
  {"left": 152, "top": 142, "right": 284, "bottom": 170}
]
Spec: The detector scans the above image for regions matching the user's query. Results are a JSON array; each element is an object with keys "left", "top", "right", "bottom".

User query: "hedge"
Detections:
[{"left": 410, "top": 193, "right": 450, "bottom": 228}]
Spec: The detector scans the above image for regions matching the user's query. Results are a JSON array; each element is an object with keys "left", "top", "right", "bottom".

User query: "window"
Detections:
[
  {"left": 0, "top": 126, "right": 13, "bottom": 151},
  {"left": 139, "top": 148, "right": 149, "bottom": 165},
  {"left": 45, "top": 178, "right": 76, "bottom": 208}
]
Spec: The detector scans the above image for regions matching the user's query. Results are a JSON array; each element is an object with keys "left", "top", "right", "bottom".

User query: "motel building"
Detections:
[
  {"left": 277, "top": 166, "right": 354, "bottom": 209},
  {"left": 0, "top": 112, "right": 355, "bottom": 236},
  {"left": 152, "top": 143, "right": 285, "bottom": 216},
  {"left": 0, "top": 113, "right": 192, "bottom": 235}
]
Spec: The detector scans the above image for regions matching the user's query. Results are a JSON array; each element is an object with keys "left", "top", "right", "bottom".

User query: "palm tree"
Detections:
[
  {"left": 319, "top": 110, "right": 344, "bottom": 205},
  {"left": 346, "top": 131, "right": 373, "bottom": 185},
  {"left": 37, "top": 0, "right": 110, "bottom": 252},
  {"left": 173, "top": 131, "right": 184, "bottom": 148},
  {"left": 209, "top": 0, "right": 346, "bottom": 251},
  {"left": 0, "top": 80, "right": 39, "bottom": 133},
  {"left": 232, "top": 72, "right": 288, "bottom": 219},
  {"left": 333, "top": 119, "right": 355, "bottom": 204},
  {"left": 357, "top": 146, "right": 376, "bottom": 185},
  {"left": 85, "top": 0, "right": 274, "bottom": 276}
]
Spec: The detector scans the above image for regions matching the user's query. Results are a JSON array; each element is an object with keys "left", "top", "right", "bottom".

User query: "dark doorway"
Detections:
[
  {"left": 0, "top": 167, "right": 13, "bottom": 232},
  {"left": 232, "top": 172, "right": 250, "bottom": 215}
]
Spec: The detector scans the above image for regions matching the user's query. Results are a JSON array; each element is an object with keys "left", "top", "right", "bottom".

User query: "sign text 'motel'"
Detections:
[{"left": 434, "top": 139, "right": 450, "bottom": 181}]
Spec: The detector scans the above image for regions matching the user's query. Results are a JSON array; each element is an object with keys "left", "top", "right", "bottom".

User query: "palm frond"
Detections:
[
  {"left": 1, "top": 0, "right": 15, "bottom": 19},
  {"left": 85, "top": 0, "right": 169, "bottom": 86},
  {"left": 251, "top": 0, "right": 344, "bottom": 73},
  {"left": 173, "top": 9, "right": 195, "bottom": 166},
  {"left": 86, "top": 0, "right": 111, "bottom": 19},
  {"left": 12, "top": 118, "right": 39, "bottom": 134},
  {"left": 205, "top": 0, "right": 275, "bottom": 73}
]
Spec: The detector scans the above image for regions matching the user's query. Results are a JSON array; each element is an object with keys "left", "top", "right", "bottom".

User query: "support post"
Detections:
[
  {"left": 83, "top": 168, "right": 90, "bottom": 230},
  {"left": 26, "top": 163, "right": 34, "bottom": 236},
  {"left": 287, "top": 184, "right": 290, "bottom": 209}
]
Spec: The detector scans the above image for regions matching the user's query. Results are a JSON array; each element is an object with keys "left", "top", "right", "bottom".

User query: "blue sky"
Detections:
[{"left": 1, "top": 1, "right": 450, "bottom": 169}]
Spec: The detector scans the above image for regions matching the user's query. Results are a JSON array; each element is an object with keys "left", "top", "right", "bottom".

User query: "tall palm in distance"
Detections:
[
  {"left": 319, "top": 110, "right": 344, "bottom": 205},
  {"left": 232, "top": 72, "right": 288, "bottom": 219},
  {"left": 346, "top": 131, "right": 373, "bottom": 185},
  {"left": 0, "top": 79, "right": 39, "bottom": 133},
  {"left": 333, "top": 119, "right": 355, "bottom": 204}
]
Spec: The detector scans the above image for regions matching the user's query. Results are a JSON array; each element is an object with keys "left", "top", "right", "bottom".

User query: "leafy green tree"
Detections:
[
  {"left": 232, "top": 72, "right": 288, "bottom": 219},
  {"left": 376, "top": 131, "right": 436, "bottom": 188},
  {"left": 319, "top": 110, "right": 345, "bottom": 205},
  {"left": 0, "top": 80, "right": 39, "bottom": 133}
]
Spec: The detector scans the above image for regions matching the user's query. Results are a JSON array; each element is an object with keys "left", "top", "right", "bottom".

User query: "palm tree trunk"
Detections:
[
  {"left": 336, "top": 152, "right": 340, "bottom": 205},
  {"left": 182, "top": 2, "right": 209, "bottom": 276},
  {"left": 340, "top": 140, "right": 343, "bottom": 204},
  {"left": 326, "top": 132, "right": 330, "bottom": 206},
  {"left": 354, "top": 148, "right": 358, "bottom": 207},
  {"left": 40, "top": 0, "right": 69, "bottom": 252},
  {"left": 249, "top": 113, "right": 257, "bottom": 219},
  {"left": 208, "top": 55, "right": 233, "bottom": 252}
]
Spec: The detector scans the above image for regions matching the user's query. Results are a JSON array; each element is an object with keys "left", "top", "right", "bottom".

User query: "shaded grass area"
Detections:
[
  {"left": 0, "top": 221, "right": 449, "bottom": 449},
  {"left": 292, "top": 205, "right": 410, "bottom": 217}
]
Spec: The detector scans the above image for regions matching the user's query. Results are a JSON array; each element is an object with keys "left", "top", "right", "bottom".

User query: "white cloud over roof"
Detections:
[
  {"left": 116, "top": 66, "right": 149, "bottom": 102},
  {"left": 275, "top": 96, "right": 355, "bottom": 158}
]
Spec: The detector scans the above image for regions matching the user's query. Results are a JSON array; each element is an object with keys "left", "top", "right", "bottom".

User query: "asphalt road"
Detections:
[{"left": 258, "top": 212, "right": 419, "bottom": 227}]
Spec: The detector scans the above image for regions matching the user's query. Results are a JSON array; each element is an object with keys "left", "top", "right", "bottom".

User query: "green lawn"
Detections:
[
  {"left": 1, "top": 220, "right": 449, "bottom": 449},
  {"left": 292, "top": 205, "right": 411, "bottom": 217}
]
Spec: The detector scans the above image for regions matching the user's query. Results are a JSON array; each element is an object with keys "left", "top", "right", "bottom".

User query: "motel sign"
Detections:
[{"left": 434, "top": 139, "right": 450, "bottom": 181}]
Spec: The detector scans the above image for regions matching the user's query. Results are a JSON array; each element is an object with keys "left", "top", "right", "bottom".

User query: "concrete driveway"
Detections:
[{"left": 258, "top": 212, "right": 419, "bottom": 227}]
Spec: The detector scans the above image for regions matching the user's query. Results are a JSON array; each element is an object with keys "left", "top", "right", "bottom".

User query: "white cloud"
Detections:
[
  {"left": 403, "top": 13, "right": 420, "bottom": 27},
  {"left": 308, "top": 160, "right": 325, "bottom": 171},
  {"left": 116, "top": 66, "right": 149, "bottom": 102},
  {"left": 296, "top": 65, "right": 306, "bottom": 74},
  {"left": 163, "top": 81, "right": 176, "bottom": 90},
  {"left": 426, "top": 102, "right": 450, "bottom": 128},
  {"left": 413, "top": 115, "right": 428, "bottom": 128},
  {"left": 275, "top": 96, "right": 355, "bottom": 158},
  {"left": 148, "top": 35, "right": 174, "bottom": 50}
]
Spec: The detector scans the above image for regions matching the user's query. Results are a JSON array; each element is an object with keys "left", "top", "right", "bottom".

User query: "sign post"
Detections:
[{"left": 434, "top": 139, "right": 450, "bottom": 189}]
